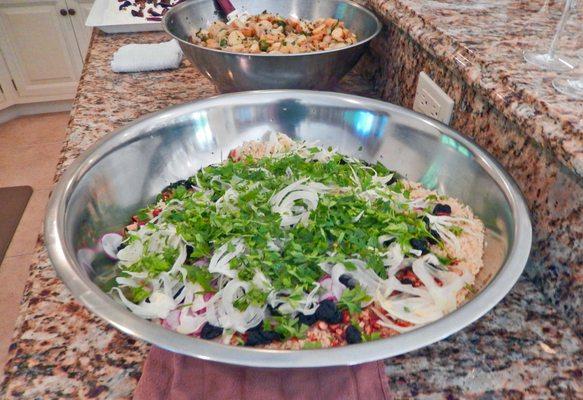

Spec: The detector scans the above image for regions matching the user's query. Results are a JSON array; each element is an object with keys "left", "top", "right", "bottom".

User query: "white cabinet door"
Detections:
[
  {"left": 66, "top": 0, "right": 94, "bottom": 58},
  {"left": 0, "top": 49, "right": 16, "bottom": 110},
  {"left": 0, "top": 0, "right": 83, "bottom": 100}
]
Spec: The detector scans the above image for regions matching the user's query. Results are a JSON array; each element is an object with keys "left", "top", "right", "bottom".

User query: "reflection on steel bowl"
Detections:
[
  {"left": 163, "top": 0, "right": 381, "bottom": 92},
  {"left": 45, "top": 91, "right": 531, "bottom": 367}
]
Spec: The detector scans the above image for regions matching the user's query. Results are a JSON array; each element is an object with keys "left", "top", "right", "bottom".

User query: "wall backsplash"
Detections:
[{"left": 357, "top": 23, "right": 583, "bottom": 336}]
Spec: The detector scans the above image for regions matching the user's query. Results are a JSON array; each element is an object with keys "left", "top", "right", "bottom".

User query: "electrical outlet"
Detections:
[{"left": 413, "top": 72, "right": 454, "bottom": 124}]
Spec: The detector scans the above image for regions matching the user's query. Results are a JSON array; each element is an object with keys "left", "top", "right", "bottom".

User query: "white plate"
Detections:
[{"left": 86, "top": 0, "right": 164, "bottom": 33}]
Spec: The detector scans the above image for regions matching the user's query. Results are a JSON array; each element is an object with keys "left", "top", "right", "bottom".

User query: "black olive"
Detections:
[
  {"left": 433, "top": 204, "right": 451, "bottom": 215},
  {"left": 401, "top": 278, "right": 413, "bottom": 285},
  {"left": 422, "top": 216, "right": 430, "bottom": 227},
  {"left": 427, "top": 229, "right": 441, "bottom": 245},
  {"left": 117, "top": 242, "right": 127, "bottom": 252},
  {"left": 386, "top": 175, "right": 397, "bottom": 186},
  {"left": 164, "top": 179, "right": 195, "bottom": 192},
  {"left": 298, "top": 312, "right": 317, "bottom": 326},
  {"left": 200, "top": 323, "right": 223, "bottom": 340},
  {"left": 185, "top": 245, "right": 194, "bottom": 258},
  {"left": 244, "top": 325, "right": 282, "bottom": 346},
  {"left": 381, "top": 237, "right": 395, "bottom": 247},
  {"left": 244, "top": 330, "right": 264, "bottom": 346},
  {"left": 339, "top": 274, "right": 357, "bottom": 289},
  {"left": 260, "top": 330, "right": 283, "bottom": 342},
  {"left": 410, "top": 238, "right": 429, "bottom": 255},
  {"left": 119, "top": 1, "right": 131, "bottom": 10},
  {"left": 339, "top": 158, "right": 347, "bottom": 165},
  {"left": 267, "top": 304, "right": 282, "bottom": 317},
  {"left": 345, "top": 325, "right": 362, "bottom": 344},
  {"left": 315, "top": 300, "right": 342, "bottom": 324}
]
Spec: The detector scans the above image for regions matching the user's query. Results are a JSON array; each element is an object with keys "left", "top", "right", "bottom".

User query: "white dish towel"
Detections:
[{"left": 111, "top": 40, "right": 183, "bottom": 73}]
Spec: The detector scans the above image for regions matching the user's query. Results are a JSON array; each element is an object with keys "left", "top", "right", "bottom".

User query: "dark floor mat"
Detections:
[{"left": 0, "top": 186, "right": 33, "bottom": 265}]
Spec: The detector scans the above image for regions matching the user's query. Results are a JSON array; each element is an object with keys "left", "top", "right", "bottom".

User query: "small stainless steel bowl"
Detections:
[
  {"left": 45, "top": 91, "right": 531, "bottom": 368},
  {"left": 163, "top": 0, "right": 381, "bottom": 92}
]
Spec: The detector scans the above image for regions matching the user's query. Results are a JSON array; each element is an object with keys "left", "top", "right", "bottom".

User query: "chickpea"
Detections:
[{"left": 331, "top": 27, "right": 344, "bottom": 41}]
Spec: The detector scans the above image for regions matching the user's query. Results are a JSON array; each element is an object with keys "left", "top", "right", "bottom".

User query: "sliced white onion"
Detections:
[
  {"left": 162, "top": 309, "right": 181, "bottom": 330},
  {"left": 383, "top": 242, "right": 405, "bottom": 276},
  {"left": 252, "top": 269, "right": 272, "bottom": 291},
  {"left": 426, "top": 214, "right": 482, "bottom": 255},
  {"left": 372, "top": 174, "right": 394, "bottom": 186},
  {"left": 268, "top": 284, "right": 320, "bottom": 316},
  {"left": 115, "top": 271, "right": 148, "bottom": 287},
  {"left": 215, "top": 188, "right": 239, "bottom": 213},
  {"left": 101, "top": 233, "right": 123, "bottom": 259},
  {"left": 208, "top": 239, "right": 245, "bottom": 278},
  {"left": 112, "top": 288, "right": 175, "bottom": 319},
  {"left": 176, "top": 308, "right": 207, "bottom": 335},
  {"left": 345, "top": 259, "right": 385, "bottom": 296},
  {"left": 116, "top": 241, "right": 143, "bottom": 265},
  {"left": 269, "top": 179, "right": 330, "bottom": 228},
  {"left": 205, "top": 280, "right": 265, "bottom": 333},
  {"left": 168, "top": 243, "right": 188, "bottom": 282},
  {"left": 371, "top": 307, "right": 417, "bottom": 333},
  {"left": 411, "top": 254, "right": 471, "bottom": 313},
  {"left": 329, "top": 263, "right": 348, "bottom": 300},
  {"left": 319, "top": 277, "right": 336, "bottom": 301}
]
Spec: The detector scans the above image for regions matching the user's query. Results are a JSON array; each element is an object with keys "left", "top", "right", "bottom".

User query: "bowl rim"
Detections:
[
  {"left": 162, "top": 0, "right": 382, "bottom": 58},
  {"left": 45, "top": 90, "right": 532, "bottom": 368}
]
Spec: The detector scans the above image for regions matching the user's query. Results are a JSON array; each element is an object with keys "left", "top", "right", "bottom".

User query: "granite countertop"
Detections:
[
  {"left": 1, "top": 25, "right": 582, "bottom": 400},
  {"left": 366, "top": 0, "right": 583, "bottom": 180}
]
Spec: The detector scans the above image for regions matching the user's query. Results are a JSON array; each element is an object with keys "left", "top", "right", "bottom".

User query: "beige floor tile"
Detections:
[
  {"left": 0, "top": 254, "right": 34, "bottom": 382},
  {"left": 5, "top": 189, "right": 51, "bottom": 258},
  {"left": 0, "top": 141, "right": 63, "bottom": 189},
  {"left": 0, "top": 112, "right": 69, "bottom": 148},
  {"left": 0, "top": 113, "right": 67, "bottom": 382}
]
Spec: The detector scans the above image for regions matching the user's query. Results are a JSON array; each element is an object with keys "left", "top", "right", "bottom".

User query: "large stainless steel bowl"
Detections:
[
  {"left": 45, "top": 91, "right": 531, "bottom": 368},
  {"left": 163, "top": 0, "right": 381, "bottom": 92}
]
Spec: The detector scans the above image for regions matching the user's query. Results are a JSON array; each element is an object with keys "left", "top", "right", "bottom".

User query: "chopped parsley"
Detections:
[{"left": 337, "top": 285, "right": 371, "bottom": 314}]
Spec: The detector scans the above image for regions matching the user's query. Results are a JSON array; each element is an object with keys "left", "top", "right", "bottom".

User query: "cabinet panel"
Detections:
[
  {"left": 67, "top": 0, "right": 94, "bottom": 58},
  {"left": 0, "top": 1, "right": 82, "bottom": 99},
  {"left": 0, "top": 49, "right": 16, "bottom": 110}
]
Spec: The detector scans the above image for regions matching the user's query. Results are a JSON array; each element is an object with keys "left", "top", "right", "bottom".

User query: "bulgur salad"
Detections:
[
  {"left": 189, "top": 12, "right": 357, "bottom": 54},
  {"left": 103, "top": 133, "right": 484, "bottom": 349}
]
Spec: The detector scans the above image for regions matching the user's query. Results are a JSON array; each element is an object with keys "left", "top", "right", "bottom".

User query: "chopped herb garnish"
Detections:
[
  {"left": 449, "top": 226, "right": 463, "bottom": 236},
  {"left": 302, "top": 341, "right": 323, "bottom": 349},
  {"left": 337, "top": 285, "right": 371, "bottom": 314},
  {"left": 259, "top": 39, "right": 269, "bottom": 51}
]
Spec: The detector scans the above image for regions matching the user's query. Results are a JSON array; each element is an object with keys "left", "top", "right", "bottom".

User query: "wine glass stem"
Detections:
[{"left": 548, "top": 0, "right": 573, "bottom": 59}]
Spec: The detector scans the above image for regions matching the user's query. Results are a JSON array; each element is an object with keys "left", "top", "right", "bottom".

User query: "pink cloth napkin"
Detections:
[{"left": 134, "top": 346, "right": 391, "bottom": 400}]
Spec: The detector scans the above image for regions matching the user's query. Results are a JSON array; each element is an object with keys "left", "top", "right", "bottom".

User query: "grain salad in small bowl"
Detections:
[
  {"left": 162, "top": 0, "right": 381, "bottom": 91},
  {"left": 103, "top": 133, "right": 485, "bottom": 349},
  {"left": 190, "top": 12, "right": 358, "bottom": 54}
]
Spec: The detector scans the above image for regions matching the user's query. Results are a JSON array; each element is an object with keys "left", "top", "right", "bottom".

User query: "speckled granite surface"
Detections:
[
  {"left": 1, "top": 22, "right": 582, "bottom": 400},
  {"left": 364, "top": 0, "right": 583, "bottom": 180},
  {"left": 357, "top": 0, "right": 583, "bottom": 336}
]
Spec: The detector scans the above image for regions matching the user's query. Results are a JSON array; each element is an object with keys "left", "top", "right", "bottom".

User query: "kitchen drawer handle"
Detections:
[
  {"left": 68, "top": 8, "right": 76, "bottom": 15},
  {"left": 60, "top": 8, "right": 68, "bottom": 16}
]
